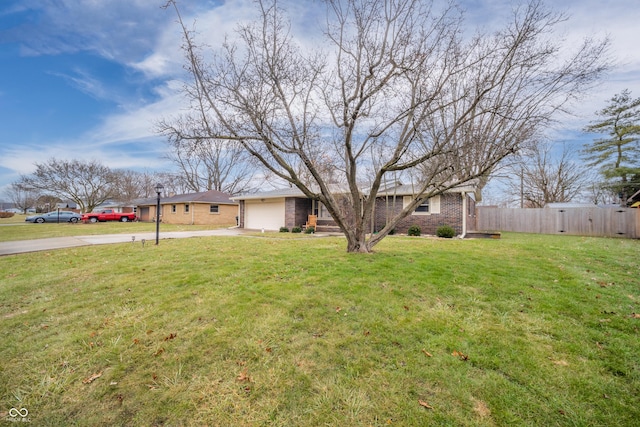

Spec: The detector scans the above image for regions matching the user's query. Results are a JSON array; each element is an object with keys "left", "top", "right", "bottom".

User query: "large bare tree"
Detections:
[
  {"left": 167, "top": 0, "right": 608, "bottom": 252},
  {"left": 20, "top": 158, "right": 115, "bottom": 213}
]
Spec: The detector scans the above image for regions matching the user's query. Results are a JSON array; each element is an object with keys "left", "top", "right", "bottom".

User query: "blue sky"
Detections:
[{"left": 0, "top": 0, "right": 638, "bottom": 198}]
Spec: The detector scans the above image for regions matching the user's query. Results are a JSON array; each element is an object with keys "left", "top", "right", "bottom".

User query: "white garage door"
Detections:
[{"left": 245, "top": 199, "right": 286, "bottom": 230}]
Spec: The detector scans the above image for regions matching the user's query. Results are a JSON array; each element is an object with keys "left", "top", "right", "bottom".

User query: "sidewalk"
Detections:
[{"left": 0, "top": 228, "right": 243, "bottom": 256}]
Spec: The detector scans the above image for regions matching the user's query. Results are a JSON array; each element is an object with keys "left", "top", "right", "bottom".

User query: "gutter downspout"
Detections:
[
  {"left": 191, "top": 203, "right": 195, "bottom": 225},
  {"left": 460, "top": 192, "right": 467, "bottom": 239}
]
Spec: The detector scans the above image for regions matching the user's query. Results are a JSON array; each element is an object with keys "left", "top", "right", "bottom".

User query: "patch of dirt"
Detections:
[
  {"left": 2, "top": 310, "right": 28, "bottom": 320},
  {"left": 473, "top": 398, "right": 492, "bottom": 419}
]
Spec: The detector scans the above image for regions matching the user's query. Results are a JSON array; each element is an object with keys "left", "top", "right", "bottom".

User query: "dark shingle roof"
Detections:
[
  {"left": 163, "top": 190, "right": 235, "bottom": 204},
  {"left": 136, "top": 190, "right": 236, "bottom": 206}
]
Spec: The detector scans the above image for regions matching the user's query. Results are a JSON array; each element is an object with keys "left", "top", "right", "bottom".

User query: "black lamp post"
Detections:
[{"left": 155, "top": 183, "right": 164, "bottom": 245}]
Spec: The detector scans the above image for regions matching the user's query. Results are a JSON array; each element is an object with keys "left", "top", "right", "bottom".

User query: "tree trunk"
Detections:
[
  {"left": 346, "top": 234, "right": 372, "bottom": 253},
  {"left": 165, "top": 0, "right": 610, "bottom": 254}
]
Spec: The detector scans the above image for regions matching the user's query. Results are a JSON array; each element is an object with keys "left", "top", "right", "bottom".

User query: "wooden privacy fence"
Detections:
[{"left": 476, "top": 207, "right": 640, "bottom": 239}]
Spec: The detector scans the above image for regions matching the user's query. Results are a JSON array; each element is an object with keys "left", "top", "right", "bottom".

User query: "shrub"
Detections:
[
  {"left": 407, "top": 225, "right": 421, "bottom": 236},
  {"left": 436, "top": 225, "right": 456, "bottom": 238},
  {"left": 291, "top": 226, "right": 302, "bottom": 233},
  {"left": 0, "top": 212, "right": 15, "bottom": 218},
  {"left": 304, "top": 226, "right": 315, "bottom": 234},
  {"left": 279, "top": 227, "right": 290, "bottom": 233}
]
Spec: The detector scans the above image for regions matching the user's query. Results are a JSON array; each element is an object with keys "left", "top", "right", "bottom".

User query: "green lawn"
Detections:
[
  {"left": 0, "top": 233, "right": 638, "bottom": 426},
  {"left": 0, "top": 215, "right": 227, "bottom": 242}
]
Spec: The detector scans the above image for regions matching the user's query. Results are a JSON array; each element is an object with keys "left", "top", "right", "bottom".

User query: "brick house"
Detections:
[
  {"left": 137, "top": 190, "right": 238, "bottom": 226},
  {"left": 231, "top": 182, "right": 477, "bottom": 236}
]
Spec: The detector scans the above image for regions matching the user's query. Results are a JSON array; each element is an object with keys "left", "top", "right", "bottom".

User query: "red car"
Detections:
[{"left": 81, "top": 209, "right": 137, "bottom": 223}]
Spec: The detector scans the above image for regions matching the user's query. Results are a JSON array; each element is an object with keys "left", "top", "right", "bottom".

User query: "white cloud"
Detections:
[
  {"left": 2, "top": 0, "right": 638, "bottom": 195},
  {"left": 8, "top": 0, "right": 173, "bottom": 61},
  {"left": 130, "top": 0, "right": 260, "bottom": 79},
  {"left": 87, "top": 81, "right": 187, "bottom": 146},
  {"left": 0, "top": 78, "right": 182, "bottom": 183}
]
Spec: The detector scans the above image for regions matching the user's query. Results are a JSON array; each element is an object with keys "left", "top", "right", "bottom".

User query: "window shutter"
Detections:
[{"left": 430, "top": 195, "right": 440, "bottom": 214}]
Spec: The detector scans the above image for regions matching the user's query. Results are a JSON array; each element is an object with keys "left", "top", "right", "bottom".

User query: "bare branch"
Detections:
[{"left": 166, "top": 0, "right": 609, "bottom": 252}]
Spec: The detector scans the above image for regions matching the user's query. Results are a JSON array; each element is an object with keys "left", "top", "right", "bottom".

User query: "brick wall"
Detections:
[
  {"left": 374, "top": 193, "right": 465, "bottom": 235},
  {"left": 236, "top": 192, "right": 473, "bottom": 234},
  {"left": 161, "top": 203, "right": 238, "bottom": 226},
  {"left": 285, "top": 197, "right": 312, "bottom": 228},
  {"left": 239, "top": 200, "right": 245, "bottom": 228}
]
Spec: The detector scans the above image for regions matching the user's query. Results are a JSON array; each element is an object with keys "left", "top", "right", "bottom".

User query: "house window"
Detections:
[
  {"left": 171, "top": 205, "right": 176, "bottom": 213},
  {"left": 415, "top": 200, "right": 429, "bottom": 213},
  {"left": 312, "top": 201, "right": 333, "bottom": 220},
  {"left": 404, "top": 195, "right": 441, "bottom": 215},
  {"left": 210, "top": 204, "right": 219, "bottom": 214},
  {"left": 184, "top": 204, "right": 190, "bottom": 213}
]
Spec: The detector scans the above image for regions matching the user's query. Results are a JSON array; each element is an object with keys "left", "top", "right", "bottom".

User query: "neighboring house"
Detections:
[
  {"left": 55, "top": 201, "right": 81, "bottom": 213},
  {"left": 628, "top": 189, "right": 640, "bottom": 208},
  {"left": 92, "top": 200, "right": 135, "bottom": 214},
  {"left": 136, "top": 190, "right": 238, "bottom": 226},
  {"left": 231, "top": 182, "right": 478, "bottom": 236},
  {"left": 0, "top": 202, "right": 17, "bottom": 211}
]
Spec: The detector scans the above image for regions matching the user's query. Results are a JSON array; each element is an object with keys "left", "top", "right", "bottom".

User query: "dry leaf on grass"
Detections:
[
  {"left": 237, "top": 370, "right": 251, "bottom": 382},
  {"left": 82, "top": 371, "right": 103, "bottom": 384},
  {"left": 452, "top": 350, "right": 469, "bottom": 361},
  {"left": 418, "top": 400, "right": 433, "bottom": 409}
]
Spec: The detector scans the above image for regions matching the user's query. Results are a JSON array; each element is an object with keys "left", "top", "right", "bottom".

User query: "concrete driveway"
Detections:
[{"left": 0, "top": 228, "right": 243, "bottom": 256}]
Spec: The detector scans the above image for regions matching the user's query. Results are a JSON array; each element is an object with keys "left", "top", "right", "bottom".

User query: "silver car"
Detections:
[{"left": 25, "top": 211, "right": 82, "bottom": 223}]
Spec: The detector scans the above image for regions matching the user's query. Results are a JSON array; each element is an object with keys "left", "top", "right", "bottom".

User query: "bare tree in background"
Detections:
[
  {"left": 158, "top": 113, "right": 258, "bottom": 195},
  {"left": 4, "top": 182, "right": 40, "bottom": 213},
  {"left": 150, "top": 171, "right": 193, "bottom": 196},
  {"left": 166, "top": 0, "right": 608, "bottom": 252},
  {"left": 505, "top": 143, "right": 588, "bottom": 207},
  {"left": 20, "top": 158, "right": 114, "bottom": 213},
  {"left": 110, "top": 170, "right": 187, "bottom": 199},
  {"left": 583, "top": 179, "right": 619, "bottom": 205},
  {"left": 35, "top": 194, "right": 62, "bottom": 213},
  {"left": 110, "top": 169, "right": 146, "bottom": 203}
]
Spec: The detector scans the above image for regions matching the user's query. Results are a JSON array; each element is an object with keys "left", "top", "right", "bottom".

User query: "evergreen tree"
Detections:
[{"left": 583, "top": 89, "right": 640, "bottom": 205}]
